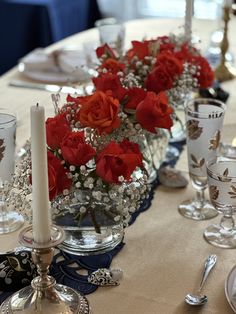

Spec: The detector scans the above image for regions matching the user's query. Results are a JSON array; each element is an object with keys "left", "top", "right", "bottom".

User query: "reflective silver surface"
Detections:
[
  {"left": 185, "top": 254, "right": 217, "bottom": 306},
  {"left": 0, "top": 225, "right": 91, "bottom": 313}
]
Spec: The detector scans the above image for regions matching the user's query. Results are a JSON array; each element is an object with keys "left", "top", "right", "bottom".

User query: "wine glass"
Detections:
[
  {"left": 95, "top": 17, "right": 125, "bottom": 56},
  {"left": 204, "top": 157, "right": 236, "bottom": 248},
  {"left": 0, "top": 109, "right": 24, "bottom": 234},
  {"left": 178, "top": 98, "right": 226, "bottom": 220}
]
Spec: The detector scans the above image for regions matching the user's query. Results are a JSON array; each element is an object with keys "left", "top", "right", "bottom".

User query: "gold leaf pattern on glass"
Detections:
[
  {"left": 6, "top": 256, "right": 25, "bottom": 272},
  {"left": 187, "top": 120, "right": 203, "bottom": 140},
  {"left": 217, "top": 168, "right": 232, "bottom": 182},
  {"left": 229, "top": 185, "right": 236, "bottom": 198},
  {"left": 0, "top": 138, "right": 5, "bottom": 162},
  {"left": 209, "top": 185, "right": 219, "bottom": 201},
  {"left": 190, "top": 154, "right": 205, "bottom": 168},
  {"left": 209, "top": 130, "right": 221, "bottom": 150}
]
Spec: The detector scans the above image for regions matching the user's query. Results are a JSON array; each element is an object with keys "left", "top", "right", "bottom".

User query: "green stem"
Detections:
[{"left": 89, "top": 210, "right": 101, "bottom": 234}]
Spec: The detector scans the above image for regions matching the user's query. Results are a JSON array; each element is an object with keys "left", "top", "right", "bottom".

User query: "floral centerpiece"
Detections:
[
  {"left": 9, "top": 91, "right": 150, "bottom": 255},
  {"left": 92, "top": 36, "right": 214, "bottom": 141}
]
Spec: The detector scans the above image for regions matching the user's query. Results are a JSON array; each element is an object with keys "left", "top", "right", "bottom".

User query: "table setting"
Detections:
[{"left": 1, "top": 0, "right": 236, "bottom": 313}]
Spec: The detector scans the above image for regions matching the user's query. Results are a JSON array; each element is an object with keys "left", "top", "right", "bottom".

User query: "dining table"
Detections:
[{"left": 1, "top": 17, "right": 236, "bottom": 314}]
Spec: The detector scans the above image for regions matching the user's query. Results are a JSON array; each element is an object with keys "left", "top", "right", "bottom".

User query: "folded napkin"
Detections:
[
  {"left": 21, "top": 48, "right": 56, "bottom": 71},
  {"left": 20, "top": 48, "right": 93, "bottom": 82}
]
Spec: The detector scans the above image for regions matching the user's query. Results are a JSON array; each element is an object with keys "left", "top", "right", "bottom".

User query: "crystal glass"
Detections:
[
  {"left": 204, "top": 157, "right": 236, "bottom": 248},
  {"left": 95, "top": 17, "right": 125, "bottom": 56},
  {"left": 52, "top": 169, "right": 147, "bottom": 256},
  {"left": 178, "top": 98, "right": 226, "bottom": 220},
  {"left": 0, "top": 109, "right": 24, "bottom": 234}
]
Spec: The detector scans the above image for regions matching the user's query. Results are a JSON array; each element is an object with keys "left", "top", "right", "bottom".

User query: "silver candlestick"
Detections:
[{"left": 0, "top": 225, "right": 91, "bottom": 313}]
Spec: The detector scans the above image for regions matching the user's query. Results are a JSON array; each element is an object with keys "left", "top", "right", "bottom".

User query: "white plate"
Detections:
[{"left": 225, "top": 265, "right": 236, "bottom": 313}]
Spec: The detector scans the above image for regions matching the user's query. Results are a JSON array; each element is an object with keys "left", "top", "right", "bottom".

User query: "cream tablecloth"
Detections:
[{"left": 1, "top": 18, "right": 236, "bottom": 314}]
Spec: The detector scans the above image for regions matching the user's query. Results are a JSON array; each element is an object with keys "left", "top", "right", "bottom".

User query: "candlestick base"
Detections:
[
  {"left": 0, "top": 225, "right": 91, "bottom": 314},
  {"left": 214, "top": 62, "right": 236, "bottom": 82}
]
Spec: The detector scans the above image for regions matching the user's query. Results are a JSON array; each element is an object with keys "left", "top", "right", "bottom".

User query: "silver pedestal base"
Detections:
[{"left": 0, "top": 283, "right": 90, "bottom": 314}]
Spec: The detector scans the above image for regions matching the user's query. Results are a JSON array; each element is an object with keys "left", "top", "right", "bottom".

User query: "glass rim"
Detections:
[
  {"left": 0, "top": 108, "right": 16, "bottom": 125},
  {"left": 95, "top": 17, "right": 119, "bottom": 27},
  {"left": 185, "top": 98, "right": 226, "bottom": 119},
  {"left": 206, "top": 157, "right": 236, "bottom": 180}
]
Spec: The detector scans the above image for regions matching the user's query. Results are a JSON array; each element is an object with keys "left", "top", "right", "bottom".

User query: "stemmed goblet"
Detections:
[
  {"left": 178, "top": 98, "right": 226, "bottom": 220},
  {"left": 204, "top": 157, "right": 236, "bottom": 248}
]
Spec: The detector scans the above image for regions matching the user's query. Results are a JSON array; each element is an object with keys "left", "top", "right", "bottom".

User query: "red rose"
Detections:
[
  {"left": 145, "top": 52, "right": 183, "bottom": 93},
  {"left": 126, "top": 40, "right": 150, "bottom": 61},
  {"left": 124, "top": 87, "right": 147, "bottom": 110},
  {"left": 61, "top": 131, "right": 96, "bottom": 166},
  {"left": 100, "top": 58, "right": 125, "bottom": 74},
  {"left": 136, "top": 92, "right": 173, "bottom": 133},
  {"left": 66, "top": 94, "right": 91, "bottom": 106},
  {"left": 96, "top": 44, "right": 117, "bottom": 59},
  {"left": 77, "top": 90, "right": 121, "bottom": 134},
  {"left": 92, "top": 72, "right": 127, "bottom": 101},
  {"left": 156, "top": 52, "right": 184, "bottom": 77},
  {"left": 193, "top": 56, "right": 214, "bottom": 88},
  {"left": 47, "top": 151, "right": 72, "bottom": 200},
  {"left": 96, "top": 139, "right": 143, "bottom": 184},
  {"left": 46, "top": 113, "right": 70, "bottom": 149},
  {"left": 174, "top": 43, "right": 196, "bottom": 62},
  {"left": 146, "top": 65, "right": 174, "bottom": 93},
  {"left": 157, "top": 36, "right": 175, "bottom": 53}
]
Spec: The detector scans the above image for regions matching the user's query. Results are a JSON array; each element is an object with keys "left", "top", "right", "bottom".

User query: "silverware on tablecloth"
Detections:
[
  {"left": 88, "top": 268, "right": 123, "bottom": 286},
  {"left": 9, "top": 79, "right": 94, "bottom": 94},
  {"left": 185, "top": 254, "right": 217, "bottom": 306}
]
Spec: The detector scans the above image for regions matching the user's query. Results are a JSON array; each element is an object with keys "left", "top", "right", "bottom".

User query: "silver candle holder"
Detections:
[{"left": 0, "top": 225, "right": 91, "bottom": 313}]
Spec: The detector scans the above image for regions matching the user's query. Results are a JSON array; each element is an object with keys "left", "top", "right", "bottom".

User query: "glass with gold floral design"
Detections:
[
  {"left": 0, "top": 109, "right": 24, "bottom": 234},
  {"left": 178, "top": 98, "right": 226, "bottom": 220},
  {"left": 204, "top": 157, "right": 236, "bottom": 248}
]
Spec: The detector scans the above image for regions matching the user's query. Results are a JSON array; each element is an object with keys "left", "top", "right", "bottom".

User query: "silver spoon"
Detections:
[{"left": 185, "top": 254, "right": 217, "bottom": 306}]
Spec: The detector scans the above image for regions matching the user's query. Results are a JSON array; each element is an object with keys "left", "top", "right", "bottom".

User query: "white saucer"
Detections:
[{"left": 225, "top": 265, "right": 236, "bottom": 313}]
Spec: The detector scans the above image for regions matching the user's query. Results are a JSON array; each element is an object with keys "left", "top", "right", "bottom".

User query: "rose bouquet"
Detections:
[
  {"left": 9, "top": 92, "right": 150, "bottom": 254},
  {"left": 91, "top": 36, "right": 214, "bottom": 142}
]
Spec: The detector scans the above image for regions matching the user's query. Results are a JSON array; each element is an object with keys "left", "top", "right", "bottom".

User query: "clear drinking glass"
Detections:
[
  {"left": 95, "top": 17, "right": 125, "bottom": 56},
  {"left": 204, "top": 157, "right": 236, "bottom": 248},
  {"left": 0, "top": 109, "right": 24, "bottom": 234},
  {"left": 178, "top": 98, "right": 226, "bottom": 220}
]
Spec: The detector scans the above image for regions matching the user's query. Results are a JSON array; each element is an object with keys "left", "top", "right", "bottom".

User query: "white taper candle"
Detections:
[
  {"left": 224, "top": 0, "right": 233, "bottom": 7},
  {"left": 184, "top": 0, "right": 194, "bottom": 42},
  {"left": 31, "top": 104, "right": 51, "bottom": 243}
]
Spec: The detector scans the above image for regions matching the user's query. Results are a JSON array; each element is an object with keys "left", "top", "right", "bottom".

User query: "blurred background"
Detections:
[{"left": 0, "top": 0, "right": 235, "bottom": 75}]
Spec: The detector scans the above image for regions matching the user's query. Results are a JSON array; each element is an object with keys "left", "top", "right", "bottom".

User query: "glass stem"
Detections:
[
  {"left": 196, "top": 189, "right": 205, "bottom": 208},
  {"left": 220, "top": 209, "right": 235, "bottom": 231}
]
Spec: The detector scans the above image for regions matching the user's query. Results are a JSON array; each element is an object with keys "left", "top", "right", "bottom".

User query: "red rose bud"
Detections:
[
  {"left": 96, "top": 139, "right": 143, "bottom": 184},
  {"left": 96, "top": 43, "right": 117, "bottom": 59},
  {"left": 126, "top": 40, "right": 150, "bottom": 61},
  {"left": 136, "top": 91, "right": 173, "bottom": 133},
  {"left": 46, "top": 113, "right": 70, "bottom": 149},
  {"left": 100, "top": 58, "right": 125, "bottom": 74},
  {"left": 61, "top": 131, "right": 96, "bottom": 166},
  {"left": 125, "top": 88, "right": 147, "bottom": 110},
  {"left": 92, "top": 72, "right": 127, "bottom": 101},
  {"left": 194, "top": 56, "right": 214, "bottom": 88},
  {"left": 47, "top": 151, "right": 72, "bottom": 200}
]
